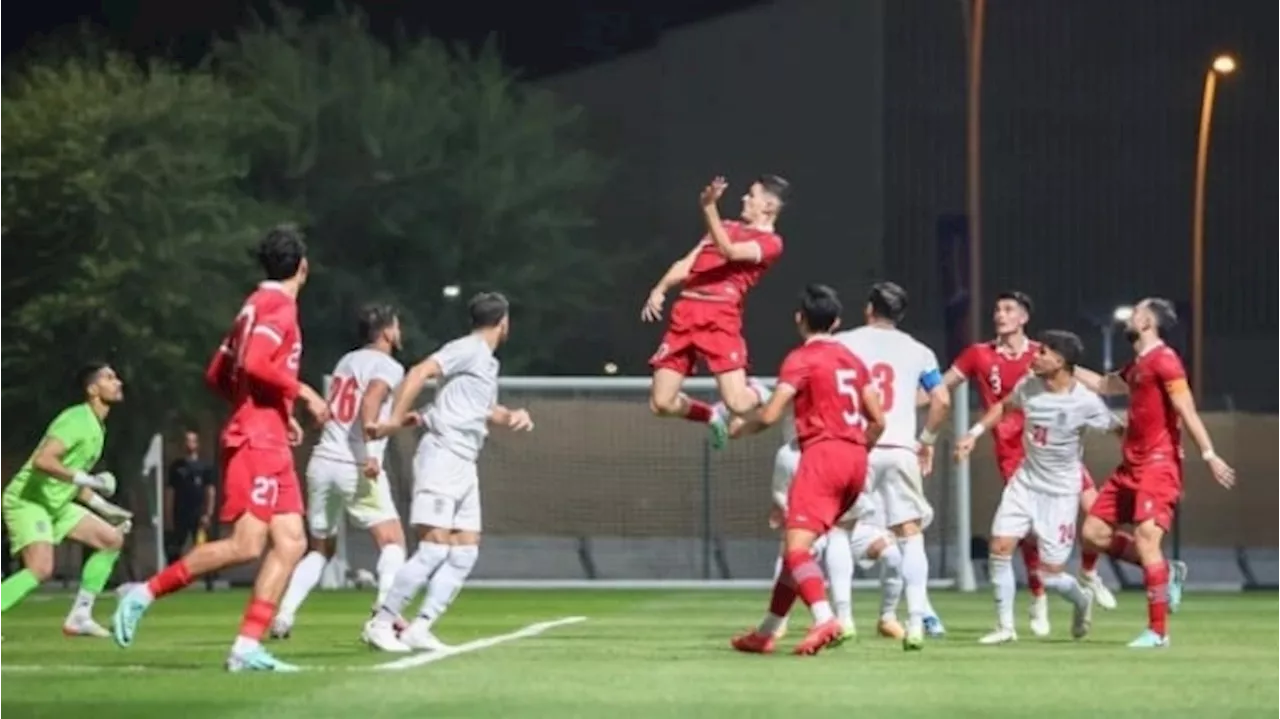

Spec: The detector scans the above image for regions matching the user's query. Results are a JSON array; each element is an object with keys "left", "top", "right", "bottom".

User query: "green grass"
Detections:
[{"left": 2, "top": 589, "right": 1276, "bottom": 718}]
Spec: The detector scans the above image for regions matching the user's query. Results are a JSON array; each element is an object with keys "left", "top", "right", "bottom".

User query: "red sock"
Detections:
[
  {"left": 1107, "top": 531, "right": 1141, "bottom": 567},
  {"left": 146, "top": 559, "right": 193, "bottom": 599},
  {"left": 1020, "top": 540, "right": 1045, "bottom": 596},
  {"left": 1081, "top": 550, "right": 1099, "bottom": 573},
  {"left": 683, "top": 399, "right": 713, "bottom": 423},
  {"left": 767, "top": 571, "right": 798, "bottom": 620},
  {"left": 1143, "top": 561, "right": 1170, "bottom": 636},
  {"left": 783, "top": 549, "right": 827, "bottom": 608},
  {"left": 238, "top": 598, "right": 277, "bottom": 641}
]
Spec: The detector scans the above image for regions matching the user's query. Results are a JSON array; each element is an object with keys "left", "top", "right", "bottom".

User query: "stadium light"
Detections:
[
  {"left": 442, "top": 284, "right": 461, "bottom": 300},
  {"left": 1212, "top": 54, "right": 1237, "bottom": 75},
  {"left": 1111, "top": 305, "right": 1134, "bottom": 323},
  {"left": 602, "top": 362, "right": 619, "bottom": 375}
]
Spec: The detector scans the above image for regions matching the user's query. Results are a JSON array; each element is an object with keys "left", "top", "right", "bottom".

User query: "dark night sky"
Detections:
[{"left": 3, "top": 0, "right": 765, "bottom": 75}]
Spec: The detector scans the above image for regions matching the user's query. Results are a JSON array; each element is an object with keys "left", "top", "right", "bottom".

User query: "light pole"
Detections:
[
  {"left": 1191, "top": 53, "right": 1236, "bottom": 403},
  {"left": 1103, "top": 305, "right": 1134, "bottom": 374}
]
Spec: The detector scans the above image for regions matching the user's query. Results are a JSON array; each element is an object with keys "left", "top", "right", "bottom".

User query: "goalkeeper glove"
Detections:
[
  {"left": 85, "top": 493, "right": 132, "bottom": 525},
  {"left": 73, "top": 471, "right": 117, "bottom": 496}
]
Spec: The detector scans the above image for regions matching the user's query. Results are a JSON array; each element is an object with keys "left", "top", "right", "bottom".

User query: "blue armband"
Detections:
[{"left": 919, "top": 369, "right": 943, "bottom": 393}]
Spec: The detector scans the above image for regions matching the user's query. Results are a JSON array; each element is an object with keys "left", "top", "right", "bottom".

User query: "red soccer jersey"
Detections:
[
  {"left": 682, "top": 221, "right": 783, "bottom": 308},
  {"left": 204, "top": 282, "right": 303, "bottom": 451},
  {"left": 950, "top": 339, "right": 1039, "bottom": 473},
  {"left": 778, "top": 337, "right": 872, "bottom": 449},
  {"left": 1119, "top": 343, "right": 1186, "bottom": 468}
]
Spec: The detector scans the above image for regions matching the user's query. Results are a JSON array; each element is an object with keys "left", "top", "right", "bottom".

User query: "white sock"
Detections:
[
  {"left": 231, "top": 636, "right": 260, "bottom": 656},
  {"left": 809, "top": 599, "right": 835, "bottom": 624},
  {"left": 377, "top": 541, "right": 450, "bottom": 622},
  {"left": 991, "top": 554, "right": 1016, "bottom": 630},
  {"left": 374, "top": 544, "right": 407, "bottom": 607},
  {"left": 69, "top": 589, "right": 95, "bottom": 618},
  {"left": 278, "top": 551, "right": 327, "bottom": 621},
  {"left": 878, "top": 542, "right": 904, "bottom": 620},
  {"left": 1041, "top": 571, "right": 1088, "bottom": 609},
  {"left": 921, "top": 590, "right": 938, "bottom": 618},
  {"left": 822, "top": 527, "right": 854, "bottom": 624},
  {"left": 772, "top": 553, "right": 785, "bottom": 582},
  {"left": 899, "top": 534, "right": 929, "bottom": 631},
  {"left": 757, "top": 613, "right": 787, "bottom": 635},
  {"left": 417, "top": 545, "right": 479, "bottom": 628}
]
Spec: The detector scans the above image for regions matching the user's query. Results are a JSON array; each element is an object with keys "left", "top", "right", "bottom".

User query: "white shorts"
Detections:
[
  {"left": 304, "top": 455, "right": 399, "bottom": 538},
  {"left": 868, "top": 448, "right": 933, "bottom": 530},
  {"left": 991, "top": 481, "right": 1078, "bottom": 566},
  {"left": 771, "top": 441, "right": 801, "bottom": 509},
  {"left": 409, "top": 437, "right": 481, "bottom": 532}
]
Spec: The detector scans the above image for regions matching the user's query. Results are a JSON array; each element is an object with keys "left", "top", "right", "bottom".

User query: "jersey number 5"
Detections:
[
  {"left": 328, "top": 375, "right": 359, "bottom": 424},
  {"left": 835, "top": 369, "right": 864, "bottom": 427}
]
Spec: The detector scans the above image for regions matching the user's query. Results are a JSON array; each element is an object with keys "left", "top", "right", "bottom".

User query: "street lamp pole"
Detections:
[{"left": 1191, "top": 54, "right": 1236, "bottom": 403}]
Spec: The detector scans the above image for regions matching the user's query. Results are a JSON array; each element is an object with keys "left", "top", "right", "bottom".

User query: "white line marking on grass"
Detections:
[{"left": 373, "top": 615, "right": 588, "bottom": 671}]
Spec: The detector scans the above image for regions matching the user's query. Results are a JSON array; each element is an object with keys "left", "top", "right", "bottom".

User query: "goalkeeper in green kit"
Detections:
[{"left": 1, "top": 361, "right": 134, "bottom": 637}]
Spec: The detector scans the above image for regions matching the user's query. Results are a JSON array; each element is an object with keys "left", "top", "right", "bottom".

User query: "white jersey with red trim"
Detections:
[
  {"left": 834, "top": 325, "right": 941, "bottom": 449},
  {"left": 311, "top": 348, "right": 404, "bottom": 465}
]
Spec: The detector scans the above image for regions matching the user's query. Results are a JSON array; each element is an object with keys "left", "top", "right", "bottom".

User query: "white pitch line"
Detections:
[
  {"left": 373, "top": 615, "right": 588, "bottom": 671},
  {"left": 0, "top": 616, "right": 588, "bottom": 674}
]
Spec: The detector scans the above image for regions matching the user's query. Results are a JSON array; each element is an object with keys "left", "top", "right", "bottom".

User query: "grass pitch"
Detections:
[{"left": 2, "top": 589, "right": 1276, "bottom": 718}]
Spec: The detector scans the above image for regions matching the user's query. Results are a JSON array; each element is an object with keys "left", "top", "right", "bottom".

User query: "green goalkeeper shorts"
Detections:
[{"left": 2, "top": 495, "right": 88, "bottom": 555}]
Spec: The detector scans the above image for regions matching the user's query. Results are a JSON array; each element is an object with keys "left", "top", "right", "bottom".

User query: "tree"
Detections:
[
  {"left": 1, "top": 51, "right": 283, "bottom": 466},
  {"left": 215, "top": 8, "right": 619, "bottom": 373}
]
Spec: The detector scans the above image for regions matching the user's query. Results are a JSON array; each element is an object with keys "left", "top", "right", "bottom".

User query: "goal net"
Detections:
[{"left": 327, "top": 376, "right": 970, "bottom": 589}]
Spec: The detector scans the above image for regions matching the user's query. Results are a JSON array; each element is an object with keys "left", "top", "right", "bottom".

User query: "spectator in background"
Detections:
[{"left": 165, "top": 429, "right": 216, "bottom": 565}]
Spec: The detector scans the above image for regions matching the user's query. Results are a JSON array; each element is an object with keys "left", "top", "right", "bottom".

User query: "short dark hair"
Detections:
[
  {"left": 867, "top": 281, "right": 909, "bottom": 323},
  {"left": 256, "top": 224, "right": 307, "bottom": 281},
  {"left": 1144, "top": 297, "right": 1178, "bottom": 339},
  {"left": 1038, "top": 330, "right": 1084, "bottom": 369},
  {"left": 757, "top": 174, "right": 791, "bottom": 206},
  {"left": 995, "top": 290, "right": 1034, "bottom": 315},
  {"left": 358, "top": 303, "right": 399, "bottom": 343},
  {"left": 77, "top": 361, "right": 111, "bottom": 392},
  {"left": 798, "top": 284, "right": 841, "bottom": 333},
  {"left": 469, "top": 292, "right": 510, "bottom": 329}
]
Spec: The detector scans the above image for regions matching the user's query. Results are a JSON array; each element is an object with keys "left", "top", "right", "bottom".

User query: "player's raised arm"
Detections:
[
  {"left": 1160, "top": 363, "right": 1236, "bottom": 488},
  {"left": 642, "top": 242, "right": 704, "bottom": 322},
  {"left": 954, "top": 382, "right": 1023, "bottom": 460},
  {"left": 1080, "top": 391, "right": 1125, "bottom": 436},
  {"left": 700, "top": 177, "right": 762, "bottom": 263},
  {"left": 489, "top": 404, "right": 534, "bottom": 431},
  {"left": 380, "top": 357, "right": 443, "bottom": 436},
  {"left": 1074, "top": 365, "right": 1128, "bottom": 396}
]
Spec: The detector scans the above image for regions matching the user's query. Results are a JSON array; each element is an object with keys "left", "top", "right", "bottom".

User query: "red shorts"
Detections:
[
  {"left": 785, "top": 441, "right": 868, "bottom": 534},
  {"left": 219, "top": 443, "right": 303, "bottom": 523},
  {"left": 1088, "top": 462, "right": 1182, "bottom": 532},
  {"left": 649, "top": 298, "right": 748, "bottom": 376}
]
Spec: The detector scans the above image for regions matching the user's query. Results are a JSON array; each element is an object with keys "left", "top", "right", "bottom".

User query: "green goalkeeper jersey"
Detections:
[{"left": 4, "top": 403, "right": 105, "bottom": 509}]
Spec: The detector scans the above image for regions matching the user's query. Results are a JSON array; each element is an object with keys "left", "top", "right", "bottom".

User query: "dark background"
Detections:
[{"left": 7, "top": 0, "right": 1275, "bottom": 408}]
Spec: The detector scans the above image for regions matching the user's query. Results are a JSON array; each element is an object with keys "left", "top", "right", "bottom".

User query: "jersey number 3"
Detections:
[
  {"left": 328, "top": 375, "right": 360, "bottom": 424},
  {"left": 836, "top": 369, "right": 864, "bottom": 426},
  {"left": 866, "top": 362, "right": 896, "bottom": 411}
]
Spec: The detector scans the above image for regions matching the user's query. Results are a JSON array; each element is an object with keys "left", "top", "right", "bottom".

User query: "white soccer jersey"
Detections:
[
  {"left": 1007, "top": 376, "right": 1117, "bottom": 496},
  {"left": 780, "top": 405, "right": 796, "bottom": 444},
  {"left": 312, "top": 348, "right": 405, "bottom": 464},
  {"left": 423, "top": 333, "right": 500, "bottom": 462},
  {"left": 835, "top": 325, "right": 942, "bottom": 448}
]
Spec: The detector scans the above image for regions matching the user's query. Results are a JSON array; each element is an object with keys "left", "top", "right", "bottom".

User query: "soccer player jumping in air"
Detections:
[
  {"left": 1073, "top": 298, "right": 1235, "bottom": 648},
  {"left": 729, "top": 284, "right": 885, "bottom": 656},
  {"left": 944, "top": 291, "right": 1114, "bottom": 637},
  {"left": 641, "top": 175, "right": 788, "bottom": 448},
  {"left": 114, "top": 226, "right": 330, "bottom": 671}
]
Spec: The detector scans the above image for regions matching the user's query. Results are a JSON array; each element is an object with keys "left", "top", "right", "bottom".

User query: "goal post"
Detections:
[{"left": 324, "top": 376, "right": 974, "bottom": 590}]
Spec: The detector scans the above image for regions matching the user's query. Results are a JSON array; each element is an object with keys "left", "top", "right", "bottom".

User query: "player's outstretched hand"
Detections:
[
  {"left": 699, "top": 176, "right": 728, "bottom": 208},
  {"left": 953, "top": 436, "right": 976, "bottom": 461},
  {"left": 506, "top": 409, "right": 534, "bottom": 432},
  {"left": 1208, "top": 455, "right": 1236, "bottom": 489},
  {"left": 288, "top": 416, "right": 305, "bottom": 447},
  {"left": 917, "top": 444, "right": 935, "bottom": 477},
  {"left": 362, "top": 457, "right": 381, "bottom": 479},
  {"left": 641, "top": 288, "right": 665, "bottom": 323}
]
